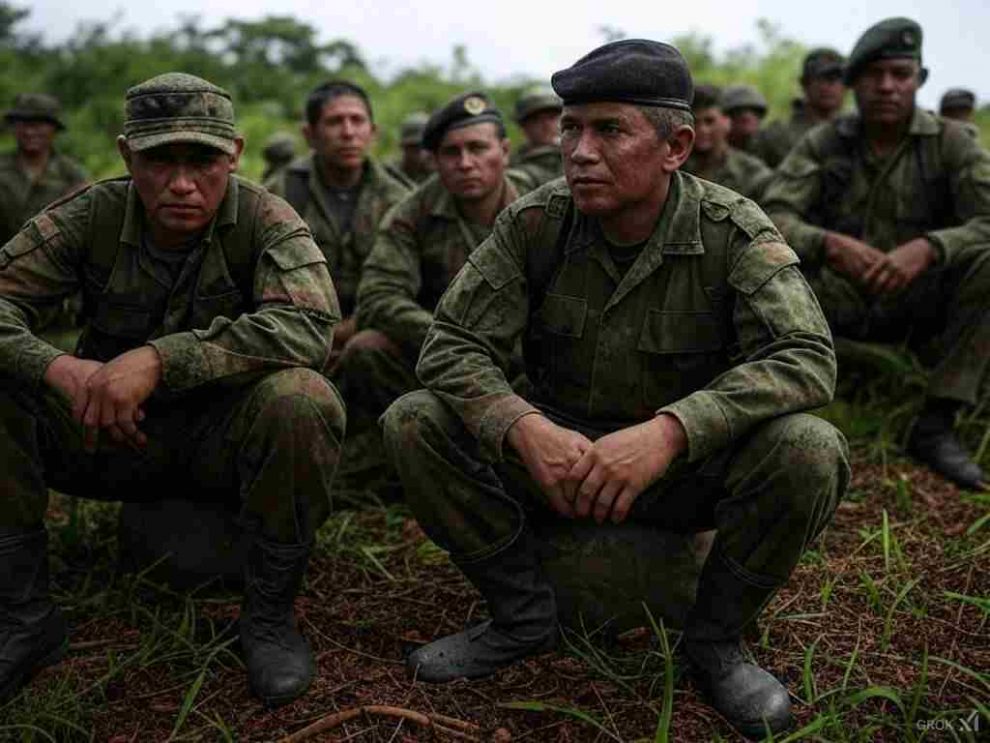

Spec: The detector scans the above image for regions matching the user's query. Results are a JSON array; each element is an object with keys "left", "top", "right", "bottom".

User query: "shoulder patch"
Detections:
[{"left": 728, "top": 241, "right": 799, "bottom": 295}]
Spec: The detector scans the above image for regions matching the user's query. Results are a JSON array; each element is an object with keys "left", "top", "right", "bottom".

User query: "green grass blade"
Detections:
[
  {"left": 642, "top": 603, "right": 674, "bottom": 743},
  {"left": 499, "top": 701, "right": 623, "bottom": 742}
]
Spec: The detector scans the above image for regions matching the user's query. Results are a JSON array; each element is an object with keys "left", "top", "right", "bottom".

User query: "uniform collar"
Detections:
[{"left": 120, "top": 175, "right": 239, "bottom": 247}]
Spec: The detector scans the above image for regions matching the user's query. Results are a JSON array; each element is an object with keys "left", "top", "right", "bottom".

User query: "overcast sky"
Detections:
[{"left": 24, "top": 0, "right": 989, "bottom": 110}]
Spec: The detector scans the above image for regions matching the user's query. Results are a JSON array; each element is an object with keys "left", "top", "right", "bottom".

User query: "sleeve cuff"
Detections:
[
  {"left": 924, "top": 231, "right": 950, "bottom": 265},
  {"left": 17, "top": 344, "right": 66, "bottom": 391},
  {"left": 148, "top": 333, "right": 211, "bottom": 391},
  {"left": 658, "top": 391, "right": 731, "bottom": 463},
  {"left": 477, "top": 394, "right": 541, "bottom": 462}
]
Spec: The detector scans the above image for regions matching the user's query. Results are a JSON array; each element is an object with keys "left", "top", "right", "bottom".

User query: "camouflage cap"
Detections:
[
  {"left": 844, "top": 17, "right": 923, "bottom": 85},
  {"left": 124, "top": 72, "right": 237, "bottom": 155},
  {"left": 939, "top": 88, "right": 976, "bottom": 113},
  {"left": 801, "top": 48, "right": 845, "bottom": 82},
  {"left": 262, "top": 132, "right": 297, "bottom": 163},
  {"left": 514, "top": 85, "right": 562, "bottom": 123},
  {"left": 399, "top": 111, "right": 429, "bottom": 146},
  {"left": 721, "top": 85, "right": 768, "bottom": 116},
  {"left": 5, "top": 92, "right": 65, "bottom": 130},
  {"left": 422, "top": 92, "right": 503, "bottom": 152}
]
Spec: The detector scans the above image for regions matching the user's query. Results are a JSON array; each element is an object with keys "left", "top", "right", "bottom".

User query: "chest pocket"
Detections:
[
  {"left": 191, "top": 286, "right": 246, "bottom": 331},
  {"left": 538, "top": 292, "right": 587, "bottom": 337},
  {"left": 531, "top": 292, "right": 589, "bottom": 389}
]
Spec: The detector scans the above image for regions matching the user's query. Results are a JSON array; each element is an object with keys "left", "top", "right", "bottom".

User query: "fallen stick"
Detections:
[{"left": 282, "top": 705, "right": 478, "bottom": 742}]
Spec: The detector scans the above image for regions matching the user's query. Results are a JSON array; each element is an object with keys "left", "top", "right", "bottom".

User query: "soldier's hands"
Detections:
[
  {"left": 861, "top": 237, "right": 936, "bottom": 296},
  {"left": 44, "top": 354, "right": 104, "bottom": 413},
  {"left": 77, "top": 345, "right": 163, "bottom": 452},
  {"left": 506, "top": 413, "right": 593, "bottom": 518},
  {"left": 824, "top": 231, "right": 887, "bottom": 283},
  {"left": 566, "top": 414, "right": 687, "bottom": 525}
]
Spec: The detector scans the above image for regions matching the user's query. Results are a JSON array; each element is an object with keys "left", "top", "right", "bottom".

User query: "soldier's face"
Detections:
[
  {"left": 692, "top": 107, "right": 730, "bottom": 153},
  {"left": 121, "top": 140, "right": 243, "bottom": 245},
  {"left": 803, "top": 72, "right": 845, "bottom": 114},
  {"left": 13, "top": 120, "right": 58, "bottom": 157},
  {"left": 853, "top": 59, "right": 920, "bottom": 126},
  {"left": 560, "top": 102, "right": 691, "bottom": 218},
  {"left": 435, "top": 123, "right": 510, "bottom": 202},
  {"left": 728, "top": 109, "right": 762, "bottom": 144},
  {"left": 305, "top": 95, "right": 376, "bottom": 171},
  {"left": 520, "top": 109, "right": 562, "bottom": 147}
]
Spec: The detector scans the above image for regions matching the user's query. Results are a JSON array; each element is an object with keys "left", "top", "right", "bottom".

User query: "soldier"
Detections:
[
  {"left": 0, "top": 73, "right": 345, "bottom": 707},
  {"left": 336, "top": 92, "right": 535, "bottom": 431},
  {"left": 385, "top": 111, "right": 434, "bottom": 187},
  {"left": 260, "top": 131, "right": 297, "bottom": 182},
  {"left": 756, "top": 49, "right": 847, "bottom": 167},
  {"left": 383, "top": 41, "right": 848, "bottom": 740},
  {"left": 764, "top": 18, "right": 990, "bottom": 491},
  {"left": 721, "top": 84, "right": 768, "bottom": 155},
  {"left": 939, "top": 88, "right": 976, "bottom": 123},
  {"left": 683, "top": 84, "right": 772, "bottom": 201},
  {"left": 0, "top": 93, "right": 88, "bottom": 245},
  {"left": 510, "top": 85, "right": 563, "bottom": 184},
  {"left": 266, "top": 80, "right": 409, "bottom": 366}
]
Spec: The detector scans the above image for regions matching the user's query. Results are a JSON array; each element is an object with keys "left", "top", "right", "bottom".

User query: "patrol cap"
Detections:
[
  {"left": 801, "top": 48, "right": 845, "bottom": 82},
  {"left": 844, "top": 17, "right": 923, "bottom": 85},
  {"left": 399, "top": 111, "right": 429, "bottom": 146},
  {"left": 550, "top": 39, "right": 693, "bottom": 111},
  {"left": 721, "top": 85, "right": 768, "bottom": 116},
  {"left": 422, "top": 92, "right": 503, "bottom": 152},
  {"left": 940, "top": 88, "right": 976, "bottom": 113},
  {"left": 5, "top": 93, "right": 65, "bottom": 130},
  {"left": 262, "top": 132, "right": 297, "bottom": 163},
  {"left": 514, "top": 85, "right": 562, "bottom": 123},
  {"left": 123, "top": 72, "right": 237, "bottom": 155}
]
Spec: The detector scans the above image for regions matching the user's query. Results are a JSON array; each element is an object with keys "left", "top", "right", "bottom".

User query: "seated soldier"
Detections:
[
  {"left": 266, "top": 81, "right": 409, "bottom": 369},
  {"left": 510, "top": 85, "right": 564, "bottom": 185},
  {"left": 335, "top": 92, "right": 535, "bottom": 432},
  {"left": 683, "top": 84, "right": 772, "bottom": 201},
  {"left": 764, "top": 18, "right": 990, "bottom": 491},
  {"left": 385, "top": 111, "right": 435, "bottom": 187},
  {"left": 383, "top": 40, "right": 849, "bottom": 740},
  {"left": 0, "top": 73, "right": 345, "bottom": 707},
  {"left": 721, "top": 84, "right": 769, "bottom": 156}
]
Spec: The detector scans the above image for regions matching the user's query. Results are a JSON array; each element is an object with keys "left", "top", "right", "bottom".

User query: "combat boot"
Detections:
[
  {"left": 240, "top": 536, "right": 315, "bottom": 707},
  {"left": 406, "top": 529, "right": 558, "bottom": 683},
  {"left": 0, "top": 528, "right": 66, "bottom": 702},
  {"left": 683, "top": 548, "right": 793, "bottom": 740},
  {"left": 907, "top": 399, "right": 987, "bottom": 491}
]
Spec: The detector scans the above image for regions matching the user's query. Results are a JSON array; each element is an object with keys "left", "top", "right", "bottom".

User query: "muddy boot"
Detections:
[
  {"left": 407, "top": 530, "right": 558, "bottom": 683},
  {"left": 907, "top": 399, "right": 987, "bottom": 491},
  {"left": 683, "top": 549, "right": 793, "bottom": 741},
  {"left": 240, "top": 537, "right": 315, "bottom": 707},
  {"left": 0, "top": 528, "right": 66, "bottom": 703}
]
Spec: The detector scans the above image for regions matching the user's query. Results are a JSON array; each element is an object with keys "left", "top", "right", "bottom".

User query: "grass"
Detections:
[{"left": 1, "top": 355, "right": 988, "bottom": 741}]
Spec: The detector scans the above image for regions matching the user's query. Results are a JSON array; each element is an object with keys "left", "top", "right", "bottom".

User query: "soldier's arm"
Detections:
[
  {"left": 762, "top": 135, "right": 830, "bottom": 269},
  {"left": 148, "top": 194, "right": 339, "bottom": 390},
  {"left": 658, "top": 217, "right": 837, "bottom": 463},
  {"left": 0, "top": 202, "right": 87, "bottom": 389},
  {"left": 355, "top": 201, "right": 433, "bottom": 356},
  {"left": 924, "top": 128, "right": 990, "bottom": 263},
  {"left": 416, "top": 207, "right": 539, "bottom": 463}
]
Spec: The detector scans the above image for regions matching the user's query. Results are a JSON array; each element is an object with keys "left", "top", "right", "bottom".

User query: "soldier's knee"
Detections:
[
  {"left": 381, "top": 389, "right": 457, "bottom": 456},
  {"left": 251, "top": 368, "right": 346, "bottom": 446},
  {"left": 337, "top": 329, "right": 401, "bottom": 374},
  {"left": 760, "top": 413, "right": 850, "bottom": 504}
]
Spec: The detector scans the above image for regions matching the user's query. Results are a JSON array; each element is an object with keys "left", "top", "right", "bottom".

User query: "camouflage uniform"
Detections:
[
  {"left": 754, "top": 112, "right": 820, "bottom": 169},
  {"left": 510, "top": 143, "right": 563, "bottom": 185},
  {"left": 383, "top": 171, "right": 847, "bottom": 580},
  {"left": 763, "top": 108, "right": 990, "bottom": 408},
  {"left": 265, "top": 155, "right": 409, "bottom": 317},
  {"left": 683, "top": 147, "right": 773, "bottom": 201},
  {"left": 0, "top": 152, "right": 87, "bottom": 246}
]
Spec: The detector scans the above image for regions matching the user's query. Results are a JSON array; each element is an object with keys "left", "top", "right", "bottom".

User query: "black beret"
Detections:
[
  {"left": 845, "top": 17, "right": 922, "bottom": 85},
  {"left": 551, "top": 39, "right": 693, "bottom": 111},
  {"left": 422, "top": 91, "right": 503, "bottom": 151},
  {"left": 940, "top": 88, "right": 976, "bottom": 113}
]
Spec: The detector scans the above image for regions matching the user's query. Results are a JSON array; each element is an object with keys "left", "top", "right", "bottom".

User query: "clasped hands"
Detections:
[
  {"left": 42, "top": 345, "right": 163, "bottom": 452},
  {"left": 824, "top": 232, "right": 936, "bottom": 296},
  {"left": 506, "top": 412, "right": 687, "bottom": 524}
]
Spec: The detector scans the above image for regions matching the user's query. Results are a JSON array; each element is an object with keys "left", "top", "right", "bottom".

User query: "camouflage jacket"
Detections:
[
  {"left": 753, "top": 112, "right": 821, "bottom": 168},
  {"left": 266, "top": 155, "right": 409, "bottom": 316},
  {"left": 356, "top": 170, "right": 535, "bottom": 357},
  {"left": 0, "top": 150, "right": 88, "bottom": 245},
  {"left": 763, "top": 108, "right": 990, "bottom": 271},
  {"left": 683, "top": 147, "right": 773, "bottom": 202},
  {"left": 510, "top": 143, "right": 563, "bottom": 185},
  {"left": 0, "top": 175, "right": 339, "bottom": 392},
  {"left": 417, "top": 171, "right": 836, "bottom": 464}
]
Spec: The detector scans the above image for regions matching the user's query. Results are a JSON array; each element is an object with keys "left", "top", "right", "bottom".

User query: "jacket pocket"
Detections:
[{"left": 638, "top": 309, "right": 725, "bottom": 408}]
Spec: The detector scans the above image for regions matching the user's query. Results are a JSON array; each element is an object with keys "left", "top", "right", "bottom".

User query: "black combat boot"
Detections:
[
  {"left": 240, "top": 536, "right": 315, "bottom": 707},
  {"left": 907, "top": 399, "right": 987, "bottom": 491},
  {"left": 406, "top": 529, "right": 558, "bottom": 683},
  {"left": 683, "top": 549, "right": 794, "bottom": 741},
  {"left": 0, "top": 528, "right": 66, "bottom": 702}
]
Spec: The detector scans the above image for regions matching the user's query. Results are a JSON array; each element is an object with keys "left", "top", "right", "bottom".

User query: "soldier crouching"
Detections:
[
  {"left": 383, "top": 40, "right": 850, "bottom": 740},
  {"left": 0, "top": 73, "right": 345, "bottom": 707}
]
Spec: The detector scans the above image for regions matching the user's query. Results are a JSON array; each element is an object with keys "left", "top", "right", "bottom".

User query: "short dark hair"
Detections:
[
  {"left": 305, "top": 80, "right": 373, "bottom": 126},
  {"left": 691, "top": 84, "right": 723, "bottom": 111},
  {"left": 636, "top": 106, "right": 694, "bottom": 141}
]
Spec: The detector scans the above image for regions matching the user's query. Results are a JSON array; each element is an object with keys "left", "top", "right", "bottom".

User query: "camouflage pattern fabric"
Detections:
[
  {"left": 510, "top": 144, "right": 563, "bottom": 186},
  {"left": 753, "top": 112, "right": 821, "bottom": 169},
  {"left": 683, "top": 146, "right": 773, "bottom": 201},
  {"left": 0, "top": 151, "right": 87, "bottom": 245}
]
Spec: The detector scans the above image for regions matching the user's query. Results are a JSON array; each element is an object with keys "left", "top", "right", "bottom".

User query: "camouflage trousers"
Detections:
[
  {"left": 383, "top": 390, "right": 849, "bottom": 586},
  {"left": 808, "top": 243, "right": 990, "bottom": 406},
  {"left": 0, "top": 368, "right": 345, "bottom": 543}
]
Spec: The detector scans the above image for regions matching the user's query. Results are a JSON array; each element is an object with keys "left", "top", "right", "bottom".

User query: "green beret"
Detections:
[
  {"left": 551, "top": 39, "right": 693, "bottom": 111},
  {"left": 422, "top": 92, "right": 503, "bottom": 152},
  {"left": 124, "top": 72, "right": 237, "bottom": 155},
  {"left": 721, "top": 85, "right": 767, "bottom": 115},
  {"left": 844, "top": 17, "right": 922, "bottom": 85},
  {"left": 5, "top": 93, "right": 65, "bottom": 130},
  {"left": 514, "top": 85, "right": 562, "bottom": 123},
  {"left": 802, "top": 48, "right": 845, "bottom": 82},
  {"left": 940, "top": 88, "right": 976, "bottom": 113},
  {"left": 399, "top": 111, "right": 429, "bottom": 146}
]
